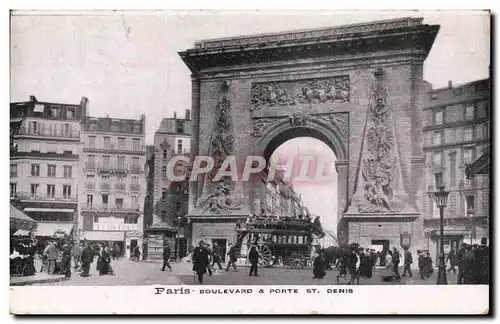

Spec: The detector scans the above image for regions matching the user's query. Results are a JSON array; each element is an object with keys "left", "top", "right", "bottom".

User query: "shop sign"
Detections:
[{"left": 400, "top": 233, "right": 411, "bottom": 248}]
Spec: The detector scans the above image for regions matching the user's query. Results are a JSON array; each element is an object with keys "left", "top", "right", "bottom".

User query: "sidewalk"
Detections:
[{"left": 10, "top": 273, "right": 67, "bottom": 286}]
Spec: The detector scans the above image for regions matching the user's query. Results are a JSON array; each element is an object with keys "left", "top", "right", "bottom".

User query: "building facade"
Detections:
[
  {"left": 10, "top": 96, "right": 87, "bottom": 238},
  {"left": 422, "top": 78, "right": 490, "bottom": 261},
  {"left": 79, "top": 115, "right": 147, "bottom": 258},
  {"left": 144, "top": 111, "right": 191, "bottom": 260}
]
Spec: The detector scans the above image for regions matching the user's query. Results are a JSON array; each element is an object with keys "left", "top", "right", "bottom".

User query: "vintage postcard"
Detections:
[{"left": 9, "top": 9, "right": 490, "bottom": 315}]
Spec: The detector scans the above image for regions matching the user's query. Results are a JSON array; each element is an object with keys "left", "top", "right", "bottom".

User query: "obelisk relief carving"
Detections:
[
  {"left": 194, "top": 81, "right": 250, "bottom": 216},
  {"left": 350, "top": 68, "right": 415, "bottom": 214}
]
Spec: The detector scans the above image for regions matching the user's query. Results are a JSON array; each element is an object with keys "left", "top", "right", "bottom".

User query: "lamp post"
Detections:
[
  {"left": 467, "top": 209, "right": 475, "bottom": 245},
  {"left": 176, "top": 216, "right": 181, "bottom": 262},
  {"left": 431, "top": 185, "right": 450, "bottom": 285}
]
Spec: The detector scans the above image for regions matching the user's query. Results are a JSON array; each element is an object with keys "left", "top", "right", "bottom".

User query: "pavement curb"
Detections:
[{"left": 10, "top": 275, "right": 68, "bottom": 286}]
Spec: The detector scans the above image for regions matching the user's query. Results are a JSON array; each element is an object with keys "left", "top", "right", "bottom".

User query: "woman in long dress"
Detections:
[{"left": 381, "top": 250, "right": 395, "bottom": 282}]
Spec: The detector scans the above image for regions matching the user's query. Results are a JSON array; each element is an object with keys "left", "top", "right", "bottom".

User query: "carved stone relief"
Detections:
[
  {"left": 251, "top": 112, "right": 349, "bottom": 145},
  {"left": 357, "top": 68, "right": 403, "bottom": 213},
  {"left": 316, "top": 113, "right": 349, "bottom": 143},
  {"left": 198, "top": 96, "right": 236, "bottom": 214},
  {"left": 251, "top": 76, "right": 350, "bottom": 111}
]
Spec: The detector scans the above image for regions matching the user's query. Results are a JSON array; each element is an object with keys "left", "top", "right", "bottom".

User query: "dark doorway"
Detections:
[
  {"left": 130, "top": 239, "right": 138, "bottom": 257},
  {"left": 212, "top": 239, "right": 227, "bottom": 263},
  {"left": 371, "top": 239, "right": 390, "bottom": 266},
  {"left": 371, "top": 239, "right": 390, "bottom": 251}
]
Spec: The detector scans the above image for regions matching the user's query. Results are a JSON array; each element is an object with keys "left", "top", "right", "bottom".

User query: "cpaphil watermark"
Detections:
[{"left": 166, "top": 155, "right": 336, "bottom": 183}]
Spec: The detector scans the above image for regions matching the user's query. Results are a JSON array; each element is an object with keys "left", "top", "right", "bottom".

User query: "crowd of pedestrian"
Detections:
[{"left": 9, "top": 238, "right": 122, "bottom": 279}]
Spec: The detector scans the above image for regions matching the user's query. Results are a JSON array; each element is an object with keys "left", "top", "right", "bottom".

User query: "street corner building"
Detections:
[
  {"left": 10, "top": 96, "right": 88, "bottom": 240},
  {"left": 421, "top": 78, "right": 490, "bottom": 261},
  {"left": 9, "top": 95, "right": 148, "bottom": 258},
  {"left": 177, "top": 17, "right": 448, "bottom": 259}
]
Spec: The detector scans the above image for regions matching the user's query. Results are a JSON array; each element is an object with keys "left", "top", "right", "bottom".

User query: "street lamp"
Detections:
[
  {"left": 176, "top": 216, "right": 181, "bottom": 262},
  {"left": 467, "top": 209, "right": 475, "bottom": 245},
  {"left": 431, "top": 185, "right": 450, "bottom": 285}
]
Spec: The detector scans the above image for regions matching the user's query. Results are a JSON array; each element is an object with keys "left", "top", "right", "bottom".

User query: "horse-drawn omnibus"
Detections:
[{"left": 234, "top": 215, "right": 323, "bottom": 268}]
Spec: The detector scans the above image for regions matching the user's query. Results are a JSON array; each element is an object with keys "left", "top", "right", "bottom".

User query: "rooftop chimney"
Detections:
[
  {"left": 185, "top": 109, "right": 191, "bottom": 120},
  {"left": 29, "top": 95, "right": 38, "bottom": 102},
  {"left": 448, "top": 80, "right": 452, "bottom": 89},
  {"left": 173, "top": 112, "right": 177, "bottom": 119},
  {"left": 80, "top": 97, "right": 89, "bottom": 118}
]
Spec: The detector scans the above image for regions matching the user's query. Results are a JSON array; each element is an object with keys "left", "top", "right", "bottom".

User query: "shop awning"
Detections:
[
  {"left": 35, "top": 222, "right": 75, "bottom": 237},
  {"left": 83, "top": 231, "right": 125, "bottom": 242},
  {"left": 13, "top": 229, "right": 31, "bottom": 236},
  {"left": 10, "top": 204, "right": 37, "bottom": 231},
  {"left": 466, "top": 149, "right": 490, "bottom": 179},
  {"left": 24, "top": 208, "right": 75, "bottom": 212}
]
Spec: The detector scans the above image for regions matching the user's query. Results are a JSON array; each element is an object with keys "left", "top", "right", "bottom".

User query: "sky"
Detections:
[{"left": 10, "top": 10, "right": 490, "bottom": 234}]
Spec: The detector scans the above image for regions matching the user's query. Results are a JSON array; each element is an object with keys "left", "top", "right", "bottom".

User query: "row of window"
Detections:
[
  {"left": 248, "top": 233, "right": 309, "bottom": 245},
  {"left": 85, "top": 194, "right": 139, "bottom": 209},
  {"left": 161, "top": 140, "right": 186, "bottom": 158},
  {"left": 10, "top": 163, "right": 72, "bottom": 178},
  {"left": 87, "top": 136, "right": 142, "bottom": 151},
  {"left": 432, "top": 103, "right": 480, "bottom": 126},
  {"left": 431, "top": 146, "right": 477, "bottom": 166},
  {"left": 161, "top": 185, "right": 186, "bottom": 198},
  {"left": 430, "top": 194, "right": 476, "bottom": 218},
  {"left": 25, "top": 120, "right": 77, "bottom": 137},
  {"left": 10, "top": 183, "right": 73, "bottom": 198},
  {"left": 45, "top": 104, "right": 77, "bottom": 119},
  {"left": 429, "top": 124, "right": 489, "bottom": 146},
  {"left": 86, "top": 155, "right": 141, "bottom": 169}
]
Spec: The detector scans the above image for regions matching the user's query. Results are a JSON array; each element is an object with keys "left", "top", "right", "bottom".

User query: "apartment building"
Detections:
[
  {"left": 10, "top": 96, "right": 87, "bottom": 238},
  {"left": 79, "top": 115, "right": 147, "bottom": 258},
  {"left": 261, "top": 171, "right": 311, "bottom": 217},
  {"left": 422, "top": 78, "right": 490, "bottom": 260},
  {"left": 144, "top": 111, "right": 191, "bottom": 260}
]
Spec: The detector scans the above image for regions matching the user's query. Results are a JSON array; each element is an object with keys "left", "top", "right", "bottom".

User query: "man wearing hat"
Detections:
[
  {"left": 161, "top": 243, "right": 172, "bottom": 272},
  {"left": 248, "top": 242, "right": 259, "bottom": 276},
  {"left": 192, "top": 240, "right": 210, "bottom": 284},
  {"left": 225, "top": 243, "right": 238, "bottom": 272}
]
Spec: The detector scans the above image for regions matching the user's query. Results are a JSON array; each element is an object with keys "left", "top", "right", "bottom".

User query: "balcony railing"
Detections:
[
  {"left": 84, "top": 144, "right": 147, "bottom": 153},
  {"left": 17, "top": 127, "right": 80, "bottom": 139},
  {"left": 84, "top": 162, "right": 141, "bottom": 173},
  {"left": 130, "top": 184, "right": 140, "bottom": 191},
  {"left": 80, "top": 203, "right": 140, "bottom": 212},
  {"left": 100, "top": 183, "right": 111, "bottom": 190},
  {"left": 459, "top": 179, "right": 477, "bottom": 190},
  {"left": 115, "top": 183, "right": 126, "bottom": 190},
  {"left": 15, "top": 192, "right": 77, "bottom": 202}
]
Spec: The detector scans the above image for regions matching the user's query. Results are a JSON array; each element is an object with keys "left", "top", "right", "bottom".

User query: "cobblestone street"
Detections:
[{"left": 35, "top": 259, "right": 459, "bottom": 286}]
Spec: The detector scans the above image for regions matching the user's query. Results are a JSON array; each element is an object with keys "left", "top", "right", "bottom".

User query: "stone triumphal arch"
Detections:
[{"left": 179, "top": 17, "right": 439, "bottom": 256}]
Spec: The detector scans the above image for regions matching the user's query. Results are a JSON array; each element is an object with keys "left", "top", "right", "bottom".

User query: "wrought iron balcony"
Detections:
[
  {"left": 100, "top": 183, "right": 111, "bottom": 190},
  {"left": 15, "top": 192, "right": 77, "bottom": 202},
  {"left": 80, "top": 203, "right": 140, "bottom": 213},
  {"left": 84, "top": 162, "right": 139, "bottom": 173},
  {"left": 84, "top": 144, "right": 147, "bottom": 154},
  {"left": 115, "top": 183, "right": 126, "bottom": 191}
]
